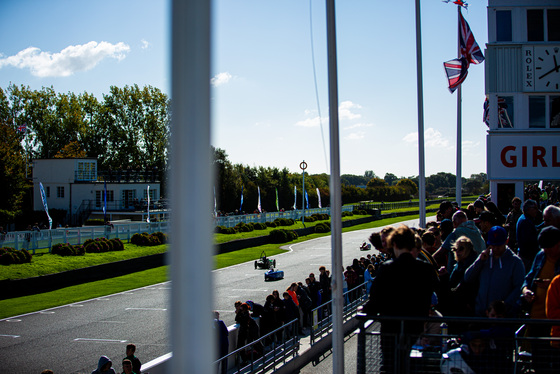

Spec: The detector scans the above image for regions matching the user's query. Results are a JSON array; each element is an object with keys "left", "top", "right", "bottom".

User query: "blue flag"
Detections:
[
  {"left": 305, "top": 190, "right": 309, "bottom": 209},
  {"left": 240, "top": 186, "right": 244, "bottom": 212},
  {"left": 103, "top": 180, "right": 107, "bottom": 222},
  {"left": 39, "top": 182, "right": 52, "bottom": 229}
]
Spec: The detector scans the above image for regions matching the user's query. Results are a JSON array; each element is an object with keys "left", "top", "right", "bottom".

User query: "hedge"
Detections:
[
  {"left": 0, "top": 247, "right": 33, "bottom": 265},
  {"left": 51, "top": 243, "right": 85, "bottom": 256},
  {"left": 269, "top": 229, "right": 298, "bottom": 244},
  {"left": 314, "top": 222, "right": 331, "bottom": 233},
  {"left": 130, "top": 232, "right": 166, "bottom": 246}
]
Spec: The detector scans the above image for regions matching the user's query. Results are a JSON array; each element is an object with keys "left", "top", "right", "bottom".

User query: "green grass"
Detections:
[
  {"left": 0, "top": 210, "right": 437, "bottom": 318},
  {"left": 0, "top": 266, "right": 169, "bottom": 319},
  {"left": 0, "top": 244, "right": 168, "bottom": 281}
]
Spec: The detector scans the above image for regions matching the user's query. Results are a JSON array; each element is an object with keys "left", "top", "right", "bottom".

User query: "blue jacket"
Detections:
[
  {"left": 516, "top": 214, "right": 538, "bottom": 258},
  {"left": 464, "top": 247, "right": 525, "bottom": 316},
  {"left": 522, "top": 250, "right": 560, "bottom": 291}
]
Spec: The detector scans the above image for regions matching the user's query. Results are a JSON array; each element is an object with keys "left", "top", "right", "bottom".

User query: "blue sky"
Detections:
[{"left": 0, "top": 0, "right": 489, "bottom": 179}]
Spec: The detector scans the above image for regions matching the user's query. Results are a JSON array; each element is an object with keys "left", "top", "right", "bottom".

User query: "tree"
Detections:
[
  {"left": 366, "top": 178, "right": 388, "bottom": 188},
  {"left": 396, "top": 178, "right": 418, "bottom": 196},
  {"left": 0, "top": 122, "right": 28, "bottom": 221},
  {"left": 54, "top": 141, "right": 87, "bottom": 158},
  {"left": 384, "top": 172, "right": 398, "bottom": 186},
  {"left": 97, "top": 84, "right": 170, "bottom": 171}
]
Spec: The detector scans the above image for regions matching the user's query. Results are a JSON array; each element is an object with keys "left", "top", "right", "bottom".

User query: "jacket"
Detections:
[
  {"left": 363, "top": 252, "right": 438, "bottom": 334},
  {"left": 464, "top": 247, "right": 525, "bottom": 316},
  {"left": 522, "top": 250, "right": 560, "bottom": 291},
  {"left": 91, "top": 356, "right": 116, "bottom": 374}
]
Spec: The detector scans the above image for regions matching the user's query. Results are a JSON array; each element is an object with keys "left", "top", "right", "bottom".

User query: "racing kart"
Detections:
[
  {"left": 255, "top": 251, "right": 276, "bottom": 270},
  {"left": 360, "top": 242, "right": 371, "bottom": 251},
  {"left": 264, "top": 268, "right": 284, "bottom": 281}
]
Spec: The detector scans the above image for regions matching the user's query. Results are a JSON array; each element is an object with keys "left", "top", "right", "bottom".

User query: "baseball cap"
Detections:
[{"left": 487, "top": 226, "right": 507, "bottom": 246}]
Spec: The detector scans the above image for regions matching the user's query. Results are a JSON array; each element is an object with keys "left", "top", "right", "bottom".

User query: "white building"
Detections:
[
  {"left": 32, "top": 158, "right": 161, "bottom": 225},
  {"left": 486, "top": 0, "right": 560, "bottom": 213}
]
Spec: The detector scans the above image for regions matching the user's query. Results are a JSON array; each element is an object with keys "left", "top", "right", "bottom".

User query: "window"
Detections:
[
  {"left": 548, "top": 10, "right": 560, "bottom": 41},
  {"left": 96, "top": 190, "right": 114, "bottom": 207},
  {"left": 496, "top": 10, "right": 512, "bottom": 42},
  {"left": 551, "top": 96, "right": 560, "bottom": 128},
  {"left": 57, "top": 186, "right": 65, "bottom": 198},
  {"left": 144, "top": 188, "right": 157, "bottom": 201},
  {"left": 527, "top": 9, "right": 560, "bottom": 41},
  {"left": 76, "top": 161, "right": 97, "bottom": 181},
  {"left": 529, "top": 96, "right": 546, "bottom": 128},
  {"left": 498, "top": 96, "right": 514, "bottom": 128},
  {"left": 46, "top": 186, "right": 50, "bottom": 198},
  {"left": 527, "top": 9, "right": 544, "bottom": 41}
]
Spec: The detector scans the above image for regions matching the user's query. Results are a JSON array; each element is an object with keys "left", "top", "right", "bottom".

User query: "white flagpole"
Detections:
[
  {"left": 170, "top": 0, "right": 213, "bottom": 371},
  {"left": 456, "top": 6, "right": 463, "bottom": 207},
  {"left": 326, "top": 0, "right": 344, "bottom": 371},
  {"left": 147, "top": 185, "right": 150, "bottom": 223},
  {"left": 415, "top": 0, "right": 426, "bottom": 228}
]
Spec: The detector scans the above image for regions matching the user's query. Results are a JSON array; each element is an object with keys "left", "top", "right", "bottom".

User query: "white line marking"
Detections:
[
  {"left": 5, "top": 319, "right": 21, "bottom": 322},
  {"left": 0, "top": 334, "right": 20, "bottom": 338},
  {"left": 39, "top": 311, "right": 55, "bottom": 314},
  {"left": 74, "top": 338, "right": 127, "bottom": 343},
  {"left": 125, "top": 308, "right": 167, "bottom": 311}
]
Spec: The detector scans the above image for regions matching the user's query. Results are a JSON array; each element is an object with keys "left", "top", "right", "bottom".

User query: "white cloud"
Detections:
[
  {"left": 339, "top": 100, "right": 362, "bottom": 120},
  {"left": 343, "top": 123, "right": 373, "bottom": 130},
  {"left": 295, "top": 116, "right": 327, "bottom": 127},
  {"left": 141, "top": 39, "right": 150, "bottom": 49},
  {"left": 0, "top": 41, "right": 130, "bottom": 77},
  {"left": 344, "top": 131, "right": 366, "bottom": 140},
  {"left": 403, "top": 127, "right": 451, "bottom": 148},
  {"left": 211, "top": 72, "right": 232, "bottom": 87},
  {"left": 462, "top": 139, "right": 480, "bottom": 149}
]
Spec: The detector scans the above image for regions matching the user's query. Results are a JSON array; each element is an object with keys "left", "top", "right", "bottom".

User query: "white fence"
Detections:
[
  {"left": 214, "top": 206, "right": 356, "bottom": 228},
  {"left": 0, "top": 222, "right": 170, "bottom": 253},
  {"left": 1, "top": 204, "right": 373, "bottom": 252}
]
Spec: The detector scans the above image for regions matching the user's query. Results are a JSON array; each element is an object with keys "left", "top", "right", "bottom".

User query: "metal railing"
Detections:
[
  {"left": 0, "top": 221, "right": 170, "bottom": 253},
  {"left": 356, "top": 314, "right": 560, "bottom": 374},
  {"left": 310, "top": 281, "right": 369, "bottom": 345},
  {"left": 215, "top": 319, "right": 300, "bottom": 374}
]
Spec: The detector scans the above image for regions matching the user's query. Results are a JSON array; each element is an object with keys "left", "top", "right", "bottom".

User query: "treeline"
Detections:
[
  {"left": 213, "top": 147, "right": 420, "bottom": 214},
  {"left": 0, "top": 84, "right": 488, "bottom": 222}
]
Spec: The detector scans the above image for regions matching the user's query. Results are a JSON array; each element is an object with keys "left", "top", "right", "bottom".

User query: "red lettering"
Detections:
[
  {"left": 554, "top": 146, "right": 560, "bottom": 167},
  {"left": 533, "top": 146, "right": 547, "bottom": 167},
  {"left": 501, "top": 146, "right": 517, "bottom": 168},
  {"left": 522, "top": 146, "right": 528, "bottom": 167}
]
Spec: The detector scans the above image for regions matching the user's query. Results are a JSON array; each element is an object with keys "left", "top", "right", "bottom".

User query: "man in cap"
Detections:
[
  {"left": 464, "top": 226, "right": 525, "bottom": 317},
  {"left": 521, "top": 226, "right": 560, "bottom": 373},
  {"left": 517, "top": 199, "right": 541, "bottom": 272}
]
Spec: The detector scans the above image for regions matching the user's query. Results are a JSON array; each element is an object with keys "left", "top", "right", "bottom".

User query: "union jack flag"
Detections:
[
  {"left": 443, "top": 10, "right": 484, "bottom": 93},
  {"left": 17, "top": 123, "right": 27, "bottom": 133},
  {"left": 442, "top": 0, "right": 468, "bottom": 9}
]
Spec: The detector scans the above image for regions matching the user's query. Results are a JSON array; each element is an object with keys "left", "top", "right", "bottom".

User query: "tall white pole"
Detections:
[
  {"left": 456, "top": 6, "right": 463, "bottom": 207},
  {"left": 170, "top": 0, "right": 214, "bottom": 372},
  {"left": 415, "top": 0, "right": 426, "bottom": 228},
  {"left": 326, "top": 0, "right": 344, "bottom": 372}
]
